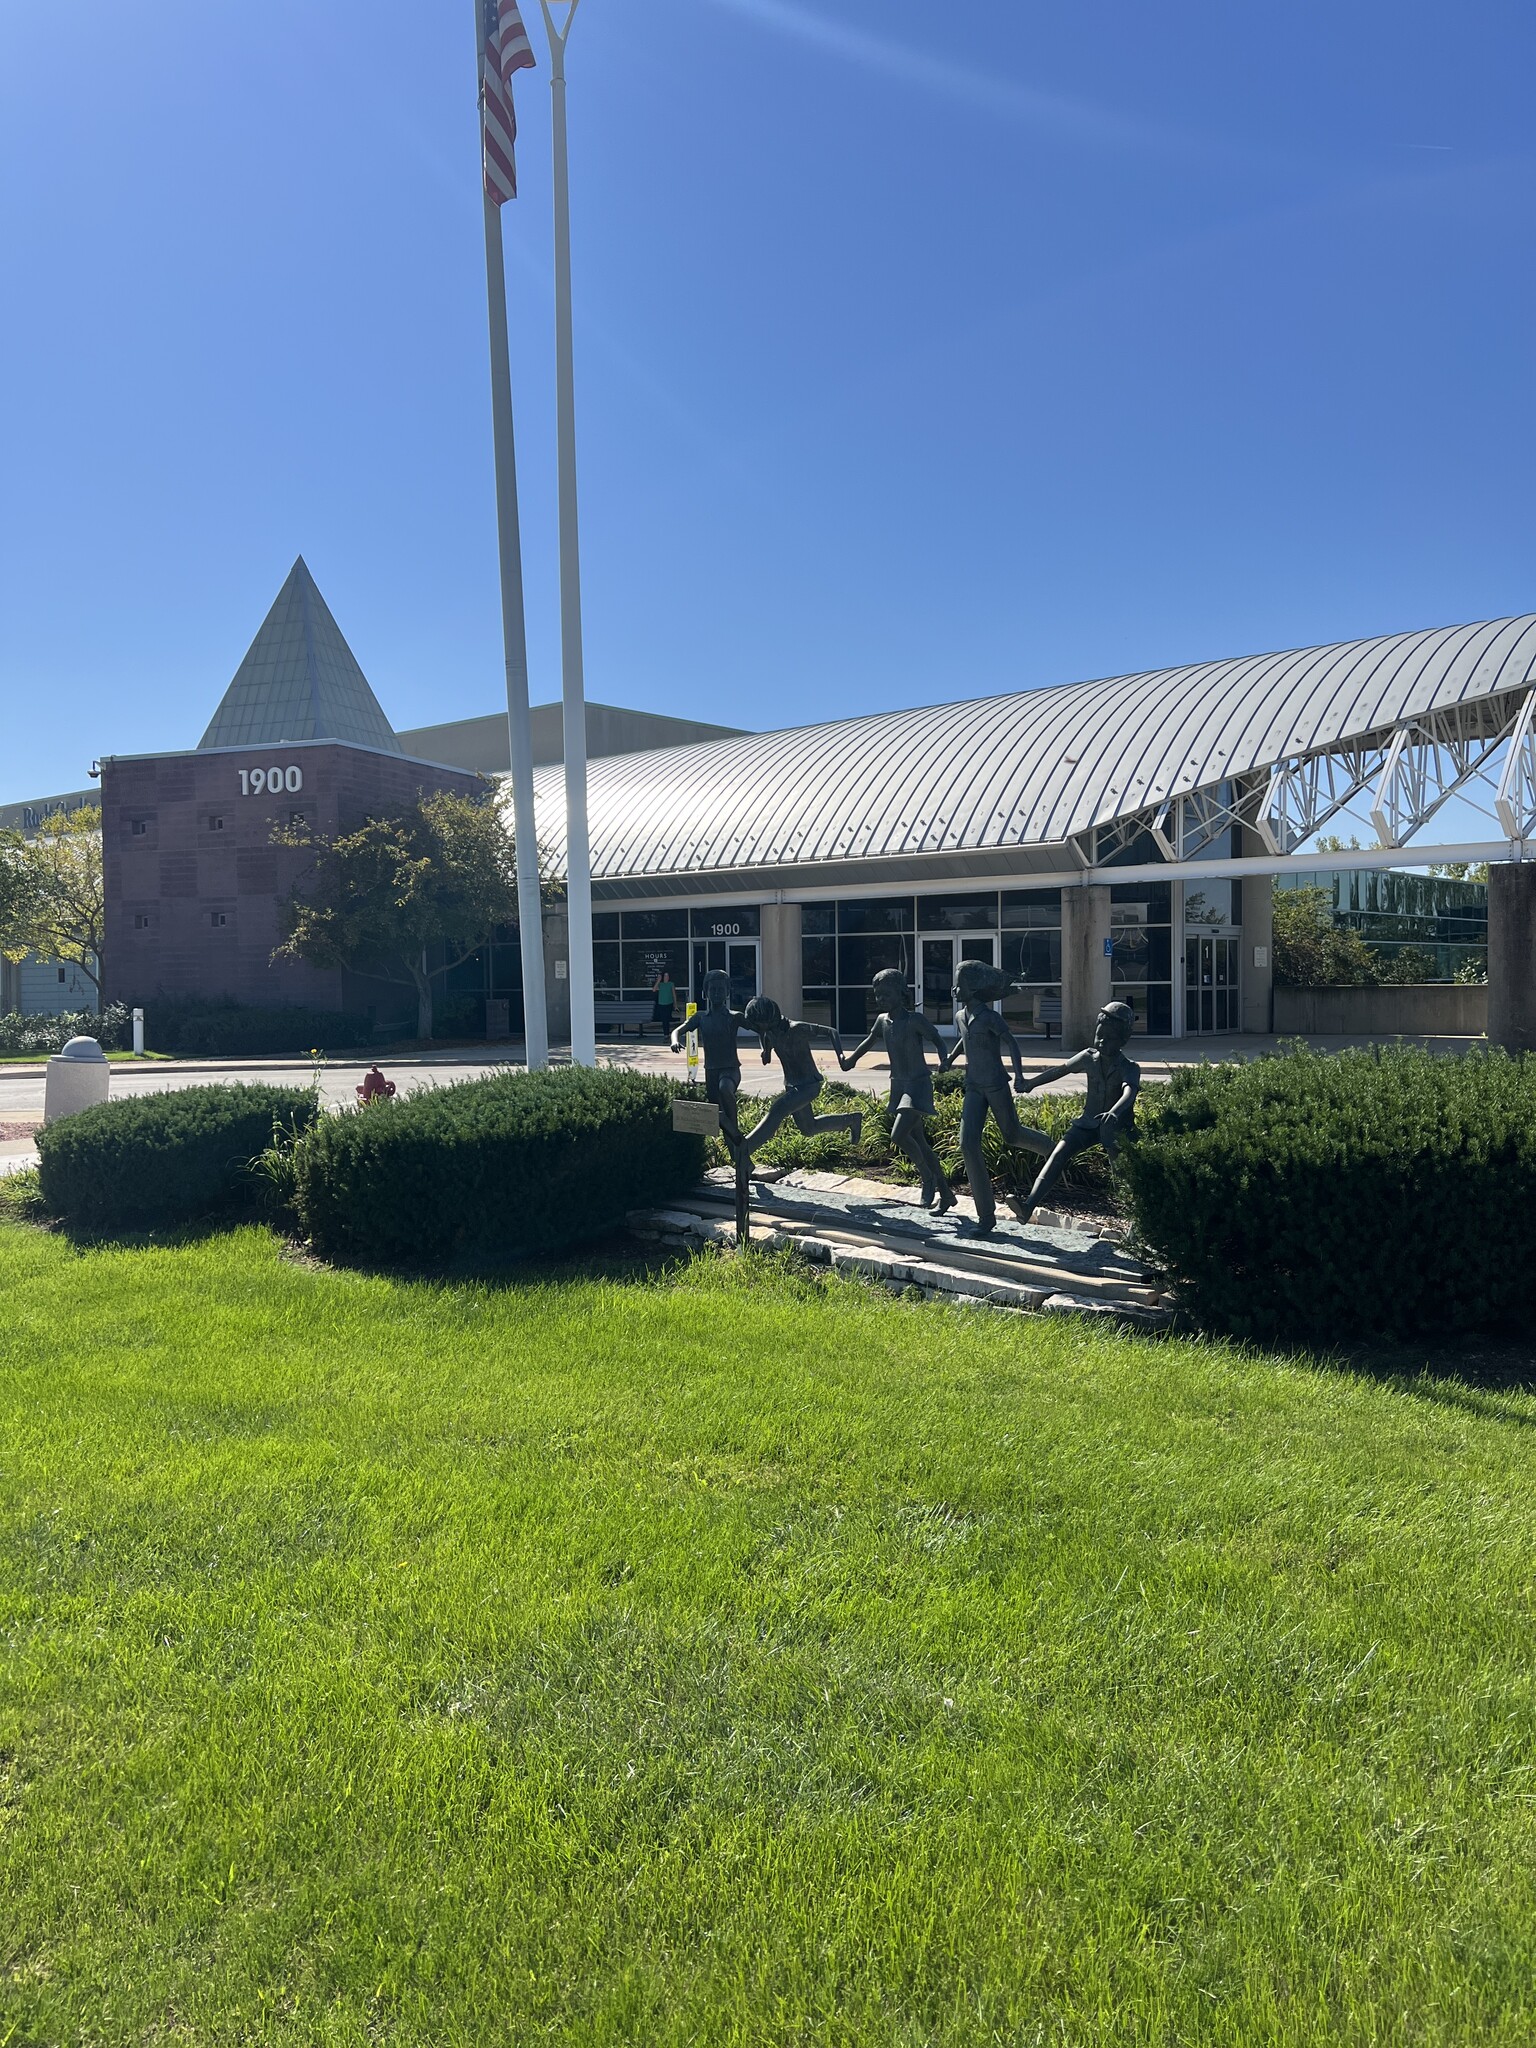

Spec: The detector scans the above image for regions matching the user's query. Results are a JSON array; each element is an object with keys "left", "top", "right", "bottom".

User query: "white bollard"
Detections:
[
  {"left": 43, "top": 1036, "right": 111, "bottom": 1124},
  {"left": 132, "top": 1007, "right": 144, "bottom": 1056}
]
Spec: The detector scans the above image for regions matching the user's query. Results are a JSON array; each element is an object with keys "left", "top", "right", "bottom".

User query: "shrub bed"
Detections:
[
  {"left": 142, "top": 997, "right": 370, "bottom": 1057},
  {"left": 0, "top": 1004, "right": 131, "bottom": 1055},
  {"left": 290, "top": 1067, "right": 704, "bottom": 1266},
  {"left": 1119, "top": 1045, "right": 1536, "bottom": 1342},
  {"left": 36, "top": 1084, "right": 318, "bottom": 1232}
]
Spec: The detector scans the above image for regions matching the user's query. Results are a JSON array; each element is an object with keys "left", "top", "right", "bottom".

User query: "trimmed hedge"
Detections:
[
  {"left": 36, "top": 1084, "right": 318, "bottom": 1232},
  {"left": 290, "top": 1067, "right": 704, "bottom": 1266},
  {"left": 141, "top": 997, "right": 370, "bottom": 1058},
  {"left": 1119, "top": 1045, "right": 1536, "bottom": 1342}
]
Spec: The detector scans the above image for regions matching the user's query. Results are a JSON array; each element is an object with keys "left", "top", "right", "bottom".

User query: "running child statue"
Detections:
[
  {"left": 670, "top": 967, "right": 747, "bottom": 1151},
  {"left": 838, "top": 967, "right": 954, "bottom": 1213},
  {"left": 948, "top": 958, "right": 1052, "bottom": 1234},
  {"left": 742, "top": 996, "right": 863, "bottom": 1156},
  {"left": 1011, "top": 1000, "right": 1140, "bottom": 1223}
]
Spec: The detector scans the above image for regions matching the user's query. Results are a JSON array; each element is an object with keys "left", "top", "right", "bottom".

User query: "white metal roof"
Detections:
[{"left": 527, "top": 612, "right": 1536, "bottom": 884}]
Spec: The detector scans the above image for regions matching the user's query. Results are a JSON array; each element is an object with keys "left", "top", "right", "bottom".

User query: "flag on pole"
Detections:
[{"left": 481, "top": 0, "right": 536, "bottom": 205}]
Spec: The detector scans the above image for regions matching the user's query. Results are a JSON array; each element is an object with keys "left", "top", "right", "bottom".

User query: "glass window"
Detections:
[
  {"left": 1110, "top": 927, "right": 1171, "bottom": 984},
  {"left": 1110, "top": 880, "right": 1172, "bottom": 919},
  {"left": 836, "top": 897, "right": 914, "bottom": 933},
  {"left": 801, "top": 992, "right": 834, "bottom": 1027},
  {"left": 801, "top": 903, "right": 835, "bottom": 935},
  {"left": 620, "top": 909, "right": 688, "bottom": 941},
  {"left": 621, "top": 939, "right": 689, "bottom": 998},
  {"left": 1116, "top": 985, "right": 1173, "bottom": 1035},
  {"left": 1003, "top": 930, "right": 1061, "bottom": 983},
  {"left": 1001, "top": 888, "right": 1061, "bottom": 928},
  {"left": 592, "top": 911, "right": 620, "bottom": 941},
  {"left": 1184, "top": 881, "right": 1236, "bottom": 927},
  {"left": 838, "top": 933, "right": 910, "bottom": 985},
  {"left": 690, "top": 905, "right": 761, "bottom": 938},
  {"left": 592, "top": 943, "right": 621, "bottom": 996},
  {"left": 916, "top": 892, "right": 998, "bottom": 931},
  {"left": 837, "top": 987, "right": 872, "bottom": 1034},
  {"left": 801, "top": 936, "right": 836, "bottom": 986}
]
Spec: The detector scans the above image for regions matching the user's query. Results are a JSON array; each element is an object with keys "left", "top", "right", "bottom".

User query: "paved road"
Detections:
[{"left": 0, "top": 1027, "right": 1482, "bottom": 1179}]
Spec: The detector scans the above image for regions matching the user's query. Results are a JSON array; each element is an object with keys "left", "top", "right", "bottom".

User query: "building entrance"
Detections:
[
  {"left": 692, "top": 939, "right": 759, "bottom": 1012},
  {"left": 918, "top": 932, "right": 996, "bottom": 1028},
  {"left": 1184, "top": 933, "right": 1241, "bottom": 1034}
]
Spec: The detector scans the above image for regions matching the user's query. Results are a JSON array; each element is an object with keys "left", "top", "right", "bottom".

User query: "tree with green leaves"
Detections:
[
  {"left": 1, "top": 808, "right": 107, "bottom": 1005},
  {"left": 276, "top": 792, "right": 519, "bottom": 1040},
  {"left": 1270, "top": 883, "right": 1379, "bottom": 988}
]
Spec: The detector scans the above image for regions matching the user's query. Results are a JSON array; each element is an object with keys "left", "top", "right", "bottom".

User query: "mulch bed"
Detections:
[{"left": 0, "top": 1120, "right": 42, "bottom": 1141}]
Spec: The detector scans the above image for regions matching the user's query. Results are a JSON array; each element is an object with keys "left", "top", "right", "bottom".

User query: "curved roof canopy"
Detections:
[{"left": 529, "top": 612, "right": 1536, "bottom": 887}]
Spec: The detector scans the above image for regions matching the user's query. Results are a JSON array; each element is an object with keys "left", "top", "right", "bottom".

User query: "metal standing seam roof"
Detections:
[
  {"left": 521, "top": 614, "right": 1536, "bottom": 884},
  {"left": 198, "top": 557, "right": 403, "bottom": 755}
]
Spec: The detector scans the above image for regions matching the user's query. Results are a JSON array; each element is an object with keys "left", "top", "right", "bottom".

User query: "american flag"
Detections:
[{"left": 481, "top": 0, "right": 536, "bottom": 206}]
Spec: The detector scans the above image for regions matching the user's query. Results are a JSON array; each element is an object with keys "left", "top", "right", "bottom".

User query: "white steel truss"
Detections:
[{"left": 1071, "top": 686, "right": 1535, "bottom": 871}]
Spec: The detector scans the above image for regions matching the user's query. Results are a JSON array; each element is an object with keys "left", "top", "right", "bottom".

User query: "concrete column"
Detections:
[
  {"left": 1061, "top": 884, "right": 1111, "bottom": 1050},
  {"left": 1239, "top": 837, "right": 1275, "bottom": 1035},
  {"left": 760, "top": 901, "right": 802, "bottom": 1016},
  {"left": 1488, "top": 860, "right": 1536, "bottom": 1051},
  {"left": 541, "top": 905, "right": 571, "bottom": 1048}
]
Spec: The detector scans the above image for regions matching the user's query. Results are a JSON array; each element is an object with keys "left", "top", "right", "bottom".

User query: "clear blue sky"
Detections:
[{"left": 3, "top": 0, "right": 1534, "bottom": 801}]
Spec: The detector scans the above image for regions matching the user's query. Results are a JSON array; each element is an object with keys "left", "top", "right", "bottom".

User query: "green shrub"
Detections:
[
  {"left": 36, "top": 1084, "right": 318, "bottom": 1232},
  {"left": 1119, "top": 1046, "right": 1536, "bottom": 1342},
  {"left": 0, "top": 1004, "right": 131, "bottom": 1054},
  {"left": 142, "top": 997, "right": 369, "bottom": 1058},
  {"left": 290, "top": 1067, "right": 704, "bottom": 1267}
]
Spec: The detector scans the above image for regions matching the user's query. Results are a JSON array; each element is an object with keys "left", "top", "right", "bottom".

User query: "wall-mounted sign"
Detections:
[{"left": 238, "top": 766, "right": 304, "bottom": 796}]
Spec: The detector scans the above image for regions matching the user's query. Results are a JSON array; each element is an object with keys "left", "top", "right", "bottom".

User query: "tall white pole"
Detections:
[
  {"left": 474, "top": 3, "right": 549, "bottom": 1068},
  {"left": 540, "top": 0, "right": 596, "bottom": 1068}
]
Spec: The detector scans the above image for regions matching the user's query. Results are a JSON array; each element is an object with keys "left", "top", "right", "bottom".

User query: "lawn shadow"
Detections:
[{"left": 1297, "top": 1334, "right": 1536, "bottom": 1424}]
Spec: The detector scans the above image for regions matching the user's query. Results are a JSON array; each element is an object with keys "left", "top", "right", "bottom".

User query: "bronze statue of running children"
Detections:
[
  {"left": 670, "top": 968, "right": 747, "bottom": 1150},
  {"left": 1011, "top": 1000, "right": 1140, "bottom": 1222},
  {"left": 838, "top": 967, "right": 953, "bottom": 1213},
  {"left": 742, "top": 996, "right": 863, "bottom": 1156},
  {"left": 948, "top": 958, "right": 1044, "bottom": 1232}
]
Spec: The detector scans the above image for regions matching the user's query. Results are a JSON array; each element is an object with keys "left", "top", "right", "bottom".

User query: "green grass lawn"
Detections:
[{"left": 2, "top": 1224, "right": 1535, "bottom": 2045}]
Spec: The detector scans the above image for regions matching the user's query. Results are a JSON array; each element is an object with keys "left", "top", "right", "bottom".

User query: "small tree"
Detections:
[
  {"left": 276, "top": 792, "right": 518, "bottom": 1039},
  {"left": 1, "top": 808, "right": 107, "bottom": 1005},
  {"left": 1271, "top": 883, "right": 1379, "bottom": 988}
]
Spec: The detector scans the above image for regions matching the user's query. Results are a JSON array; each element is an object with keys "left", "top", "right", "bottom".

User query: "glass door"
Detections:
[
  {"left": 1184, "top": 934, "right": 1240, "bottom": 1033},
  {"left": 918, "top": 933, "right": 995, "bottom": 1028},
  {"left": 692, "top": 939, "right": 760, "bottom": 1011}
]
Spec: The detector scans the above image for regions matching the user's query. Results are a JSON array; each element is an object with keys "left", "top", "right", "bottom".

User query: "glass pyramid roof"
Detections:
[{"left": 198, "top": 558, "right": 402, "bottom": 754}]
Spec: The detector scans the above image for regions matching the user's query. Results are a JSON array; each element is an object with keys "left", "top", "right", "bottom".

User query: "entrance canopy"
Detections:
[{"left": 526, "top": 613, "right": 1536, "bottom": 898}]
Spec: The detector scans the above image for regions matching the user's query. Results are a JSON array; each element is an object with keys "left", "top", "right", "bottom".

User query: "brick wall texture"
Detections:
[{"left": 102, "top": 743, "right": 484, "bottom": 1012}]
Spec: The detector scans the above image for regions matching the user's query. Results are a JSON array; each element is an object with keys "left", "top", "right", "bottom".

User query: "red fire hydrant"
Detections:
[{"left": 356, "top": 1066, "right": 397, "bottom": 1104}]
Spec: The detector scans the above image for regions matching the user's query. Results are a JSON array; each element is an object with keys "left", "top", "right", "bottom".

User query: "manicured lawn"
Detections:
[{"left": 1, "top": 1224, "right": 1535, "bottom": 2045}]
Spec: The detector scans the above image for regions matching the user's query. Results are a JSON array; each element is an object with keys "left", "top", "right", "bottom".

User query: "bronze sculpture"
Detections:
[
  {"left": 947, "top": 958, "right": 1048, "bottom": 1234},
  {"left": 1012, "top": 1000, "right": 1140, "bottom": 1221},
  {"left": 742, "top": 996, "right": 862, "bottom": 1156},
  {"left": 670, "top": 967, "right": 746, "bottom": 1150},
  {"left": 839, "top": 967, "right": 953, "bottom": 1213}
]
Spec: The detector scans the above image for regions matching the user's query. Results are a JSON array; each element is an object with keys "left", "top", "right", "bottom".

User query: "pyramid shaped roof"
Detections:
[{"left": 198, "top": 558, "right": 402, "bottom": 754}]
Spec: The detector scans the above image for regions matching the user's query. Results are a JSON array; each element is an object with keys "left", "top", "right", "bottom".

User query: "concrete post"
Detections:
[
  {"left": 1061, "top": 884, "right": 1111, "bottom": 1050},
  {"left": 760, "top": 901, "right": 802, "bottom": 1016},
  {"left": 1240, "top": 848, "right": 1275, "bottom": 1035},
  {"left": 1488, "top": 860, "right": 1536, "bottom": 1052},
  {"left": 541, "top": 905, "right": 571, "bottom": 1049}
]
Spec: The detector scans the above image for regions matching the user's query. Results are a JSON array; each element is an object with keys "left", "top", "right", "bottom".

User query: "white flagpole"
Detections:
[
  {"left": 540, "top": 0, "right": 596, "bottom": 1068},
  {"left": 474, "top": 2, "right": 550, "bottom": 1070}
]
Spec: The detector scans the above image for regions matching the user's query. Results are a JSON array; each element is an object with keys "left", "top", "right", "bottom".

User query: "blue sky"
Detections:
[{"left": 3, "top": 0, "right": 1534, "bottom": 801}]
